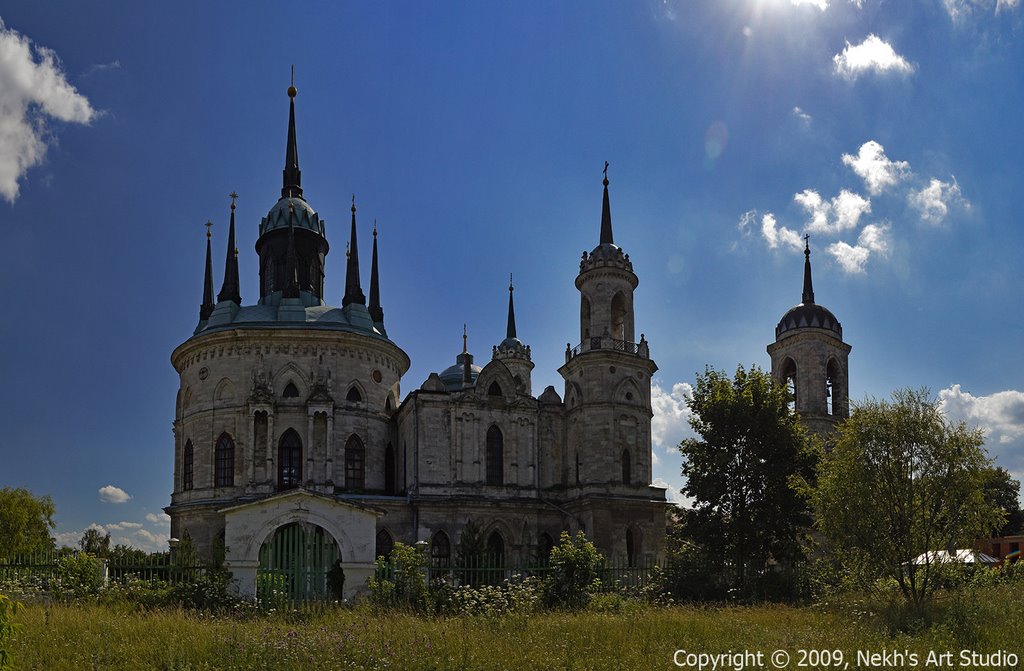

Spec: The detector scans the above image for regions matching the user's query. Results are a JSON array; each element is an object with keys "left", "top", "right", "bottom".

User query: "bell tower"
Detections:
[
  {"left": 558, "top": 165, "right": 657, "bottom": 490},
  {"left": 767, "top": 238, "right": 851, "bottom": 436}
]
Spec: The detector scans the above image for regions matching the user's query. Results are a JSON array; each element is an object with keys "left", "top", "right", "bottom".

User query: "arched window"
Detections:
[
  {"left": 375, "top": 529, "right": 394, "bottom": 560},
  {"left": 214, "top": 433, "right": 234, "bottom": 487},
  {"left": 431, "top": 531, "right": 451, "bottom": 567},
  {"left": 621, "top": 448, "right": 631, "bottom": 485},
  {"left": 487, "top": 531, "right": 505, "bottom": 567},
  {"left": 486, "top": 425, "right": 503, "bottom": 486},
  {"left": 826, "top": 358, "right": 840, "bottom": 416},
  {"left": 581, "top": 295, "right": 591, "bottom": 340},
  {"left": 626, "top": 528, "right": 639, "bottom": 567},
  {"left": 345, "top": 435, "right": 365, "bottom": 490},
  {"left": 781, "top": 358, "right": 797, "bottom": 411},
  {"left": 487, "top": 381, "right": 502, "bottom": 397},
  {"left": 346, "top": 386, "right": 362, "bottom": 403},
  {"left": 575, "top": 452, "right": 581, "bottom": 484},
  {"left": 283, "top": 382, "right": 299, "bottom": 398},
  {"left": 539, "top": 533, "right": 554, "bottom": 563},
  {"left": 384, "top": 443, "right": 396, "bottom": 494},
  {"left": 610, "top": 292, "right": 627, "bottom": 341},
  {"left": 278, "top": 429, "right": 302, "bottom": 490},
  {"left": 182, "top": 440, "right": 194, "bottom": 491},
  {"left": 384, "top": 395, "right": 393, "bottom": 413}
]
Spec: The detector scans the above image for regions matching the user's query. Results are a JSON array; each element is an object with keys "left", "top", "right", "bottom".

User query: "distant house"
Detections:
[{"left": 976, "top": 534, "right": 1024, "bottom": 564}]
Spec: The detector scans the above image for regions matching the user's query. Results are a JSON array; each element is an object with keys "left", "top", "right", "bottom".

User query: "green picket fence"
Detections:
[{"left": 0, "top": 550, "right": 206, "bottom": 588}]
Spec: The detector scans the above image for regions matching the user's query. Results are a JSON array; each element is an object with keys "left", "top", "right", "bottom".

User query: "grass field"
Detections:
[{"left": 5, "top": 588, "right": 1024, "bottom": 671}]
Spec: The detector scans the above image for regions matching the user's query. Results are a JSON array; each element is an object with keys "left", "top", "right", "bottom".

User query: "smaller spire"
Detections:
[
  {"left": 368, "top": 220, "right": 384, "bottom": 324},
  {"left": 283, "top": 201, "right": 300, "bottom": 298},
  {"left": 342, "top": 195, "right": 366, "bottom": 306},
  {"left": 200, "top": 222, "right": 215, "bottom": 320},
  {"left": 463, "top": 323, "right": 468, "bottom": 354},
  {"left": 217, "top": 192, "right": 242, "bottom": 304},
  {"left": 506, "top": 273, "right": 517, "bottom": 339},
  {"left": 462, "top": 324, "right": 472, "bottom": 385},
  {"left": 600, "top": 161, "right": 614, "bottom": 245},
  {"left": 282, "top": 66, "right": 302, "bottom": 199},
  {"left": 802, "top": 234, "right": 815, "bottom": 305}
]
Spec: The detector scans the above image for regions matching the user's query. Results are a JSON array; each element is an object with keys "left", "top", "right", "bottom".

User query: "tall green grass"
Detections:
[{"left": 8, "top": 585, "right": 1024, "bottom": 670}]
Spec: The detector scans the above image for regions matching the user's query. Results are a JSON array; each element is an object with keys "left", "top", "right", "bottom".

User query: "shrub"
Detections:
[
  {"left": 368, "top": 542, "right": 428, "bottom": 611},
  {"left": 0, "top": 593, "right": 22, "bottom": 671},
  {"left": 438, "top": 575, "right": 541, "bottom": 616},
  {"left": 542, "top": 532, "right": 603, "bottom": 611},
  {"left": 169, "top": 570, "right": 238, "bottom": 612},
  {"left": 53, "top": 553, "right": 104, "bottom": 600}
]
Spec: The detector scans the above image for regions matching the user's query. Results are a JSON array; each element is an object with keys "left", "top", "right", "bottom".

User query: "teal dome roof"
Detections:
[
  {"left": 439, "top": 352, "right": 481, "bottom": 391},
  {"left": 260, "top": 196, "right": 325, "bottom": 237}
]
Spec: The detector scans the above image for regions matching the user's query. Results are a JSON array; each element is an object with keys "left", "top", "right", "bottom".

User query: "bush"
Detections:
[
  {"left": 0, "top": 593, "right": 22, "bottom": 671},
  {"left": 169, "top": 570, "right": 238, "bottom": 612},
  {"left": 53, "top": 553, "right": 104, "bottom": 600},
  {"left": 542, "top": 532, "right": 603, "bottom": 611},
  {"left": 438, "top": 575, "right": 541, "bottom": 616},
  {"left": 368, "top": 542, "right": 428, "bottom": 611}
]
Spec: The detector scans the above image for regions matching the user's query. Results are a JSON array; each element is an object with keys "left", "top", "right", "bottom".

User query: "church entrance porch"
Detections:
[{"left": 258, "top": 522, "right": 339, "bottom": 604}]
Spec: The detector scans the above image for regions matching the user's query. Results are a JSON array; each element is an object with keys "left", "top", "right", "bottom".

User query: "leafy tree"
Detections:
[
  {"left": 79, "top": 528, "right": 111, "bottom": 557},
  {"left": 812, "top": 389, "right": 1002, "bottom": 612},
  {"left": 679, "top": 365, "right": 816, "bottom": 599},
  {"left": 0, "top": 487, "right": 55, "bottom": 560},
  {"left": 542, "top": 531, "right": 604, "bottom": 610},
  {"left": 981, "top": 466, "right": 1023, "bottom": 536}
]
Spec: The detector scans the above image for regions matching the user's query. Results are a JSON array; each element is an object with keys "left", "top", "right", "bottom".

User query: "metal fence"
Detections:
[{"left": 0, "top": 550, "right": 207, "bottom": 588}]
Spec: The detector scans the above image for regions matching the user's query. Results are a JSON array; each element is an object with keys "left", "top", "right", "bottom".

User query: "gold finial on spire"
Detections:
[
  {"left": 288, "top": 65, "right": 297, "bottom": 98},
  {"left": 463, "top": 323, "right": 468, "bottom": 353},
  {"left": 229, "top": 191, "right": 238, "bottom": 210},
  {"left": 205, "top": 220, "right": 212, "bottom": 239}
]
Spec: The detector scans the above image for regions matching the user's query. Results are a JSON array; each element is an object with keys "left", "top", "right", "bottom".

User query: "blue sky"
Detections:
[{"left": 2, "top": 0, "right": 1023, "bottom": 551}]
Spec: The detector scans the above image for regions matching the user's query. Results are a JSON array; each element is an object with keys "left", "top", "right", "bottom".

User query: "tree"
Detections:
[
  {"left": 0, "top": 487, "right": 56, "bottom": 560},
  {"left": 981, "top": 466, "right": 1023, "bottom": 537},
  {"left": 79, "top": 528, "right": 111, "bottom": 557},
  {"left": 679, "top": 365, "right": 816, "bottom": 599},
  {"left": 812, "top": 389, "right": 1001, "bottom": 612},
  {"left": 542, "top": 531, "right": 604, "bottom": 610}
]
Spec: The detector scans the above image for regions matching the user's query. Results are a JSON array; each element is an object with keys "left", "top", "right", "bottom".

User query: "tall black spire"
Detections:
[
  {"left": 368, "top": 221, "right": 384, "bottom": 323},
  {"left": 217, "top": 192, "right": 242, "bottom": 304},
  {"left": 506, "top": 273, "right": 517, "bottom": 339},
  {"left": 802, "top": 235, "right": 815, "bottom": 305},
  {"left": 282, "top": 67, "right": 302, "bottom": 199},
  {"left": 283, "top": 202, "right": 300, "bottom": 298},
  {"left": 342, "top": 195, "right": 366, "bottom": 306},
  {"left": 600, "top": 161, "right": 614, "bottom": 246},
  {"left": 200, "top": 222, "right": 215, "bottom": 320}
]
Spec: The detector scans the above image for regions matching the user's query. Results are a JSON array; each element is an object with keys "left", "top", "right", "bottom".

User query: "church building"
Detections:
[{"left": 166, "top": 82, "right": 667, "bottom": 598}]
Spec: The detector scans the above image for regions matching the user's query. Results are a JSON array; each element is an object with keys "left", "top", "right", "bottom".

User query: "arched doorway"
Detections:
[{"left": 257, "top": 522, "right": 339, "bottom": 604}]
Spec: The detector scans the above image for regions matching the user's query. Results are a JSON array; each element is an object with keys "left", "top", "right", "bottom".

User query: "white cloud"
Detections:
[
  {"left": 826, "top": 222, "right": 890, "bottom": 273},
  {"left": 653, "top": 477, "right": 692, "bottom": 507},
  {"left": 833, "top": 34, "right": 914, "bottom": 81},
  {"left": 760, "top": 213, "right": 804, "bottom": 251},
  {"left": 792, "top": 106, "right": 812, "bottom": 124},
  {"left": 939, "top": 385, "right": 1024, "bottom": 478},
  {"left": 105, "top": 521, "right": 143, "bottom": 531},
  {"left": 841, "top": 140, "right": 911, "bottom": 195},
  {"left": 98, "top": 484, "right": 132, "bottom": 504},
  {"left": 0, "top": 20, "right": 96, "bottom": 203},
  {"left": 945, "top": 0, "right": 1019, "bottom": 21},
  {"left": 794, "top": 188, "right": 871, "bottom": 235},
  {"left": 651, "top": 381, "right": 695, "bottom": 450},
  {"left": 145, "top": 512, "right": 170, "bottom": 526},
  {"left": 791, "top": 0, "right": 828, "bottom": 9},
  {"left": 908, "top": 177, "right": 967, "bottom": 223}
]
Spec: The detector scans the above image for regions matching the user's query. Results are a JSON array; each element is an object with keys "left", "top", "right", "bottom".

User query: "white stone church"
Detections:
[{"left": 166, "top": 83, "right": 849, "bottom": 599}]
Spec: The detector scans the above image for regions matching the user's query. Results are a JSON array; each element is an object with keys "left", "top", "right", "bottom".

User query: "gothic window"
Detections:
[
  {"left": 384, "top": 443, "right": 396, "bottom": 494},
  {"left": 345, "top": 435, "right": 366, "bottom": 490},
  {"left": 384, "top": 395, "right": 393, "bottom": 413},
  {"left": 486, "top": 531, "right": 505, "bottom": 567},
  {"left": 581, "top": 296, "right": 591, "bottom": 340},
  {"left": 182, "top": 440, "right": 194, "bottom": 491},
  {"left": 278, "top": 429, "right": 302, "bottom": 490},
  {"left": 283, "top": 382, "right": 299, "bottom": 398},
  {"left": 575, "top": 452, "right": 581, "bottom": 484},
  {"left": 611, "top": 291, "right": 627, "bottom": 341},
  {"left": 487, "top": 381, "right": 502, "bottom": 397},
  {"left": 376, "top": 529, "right": 394, "bottom": 560},
  {"left": 781, "top": 358, "right": 797, "bottom": 411},
  {"left": 346, "top": 386, "right": 362, "bottom": 403},
  {"left": 214, "top": 433, "right": 234, "bottom": 487},
  {"left": 431, "top": 531, "right": 451, "bottom": 567},
  {"left": 621, "top": 448, "right": 631, "bottom": 485},
  {"left": 539, "top": 533, "right": 554, "bottom": 563},
  {"left": 486, "top": 425, "right": 503, "bottom": 486},
  {"left": 826, "top": 358, "right": 840, "bottom": 416},
  {"left": 626, "top": 528, "right": 638, "bottom": 567}
]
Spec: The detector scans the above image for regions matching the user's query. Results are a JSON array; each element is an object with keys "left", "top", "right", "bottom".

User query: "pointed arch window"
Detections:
[
  {"left": 539, "top": 533, "right": 555, "bottom": 563},
  {"left": 621, "top": 448, "right": 631, "bottom": 485},
  {"left": 346, "top": 386, "right": 362, "bottom": 404},
  {"left": 781, "top": 358, "right": 797, "bottom": 412},
  {"left": 826, "top": 358, "right": 840, "bottom": 416},
  {"left": 431, "top": 531, "right": 451, "bottom": 567},
  {"left": 626, "top": 528, "right": 639, "bottom": 567},
  {"left": 610, "top": 292, "right": 627, "bottom": 341},
  {"left": 486, "top": 531, "right": 505, "bottom": 567},
  {"left": 214, "top": 433, "right": 234, "bottom": 487},
  {"left": 182, "top": 440, "right": 194, "bottom": 491},
  {"left": 345, "top": 435, "right": 366, "bottom": 490},
  {"left": 376, "top": 529, "right": 394, "bottom": 560},
  {"left": 283, "top": 382, "right": 300, "bottom": 398},
  {"left": 384, "top": 443, "right": 396, "bottom": 494},
  {"left": 486, "top": 425, "right": 503, "bottom": 486},
  {"left": 581, "top": 295, "right": 592, "bottom": 340},
  {"left": 487, "top": 381, "right": 502, "bottom": 397},
  {"left": 278, "top": 429, "right": 302, "bottom": 490}
]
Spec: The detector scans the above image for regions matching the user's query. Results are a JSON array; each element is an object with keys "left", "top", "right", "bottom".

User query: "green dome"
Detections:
[{"left": 260, "top": 196, "right": 325, "bottom": 237}]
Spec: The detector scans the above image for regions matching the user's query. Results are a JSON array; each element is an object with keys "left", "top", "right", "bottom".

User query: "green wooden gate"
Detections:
[{"left": 257, "top": 522, "right": 339, "bottom": 604}]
